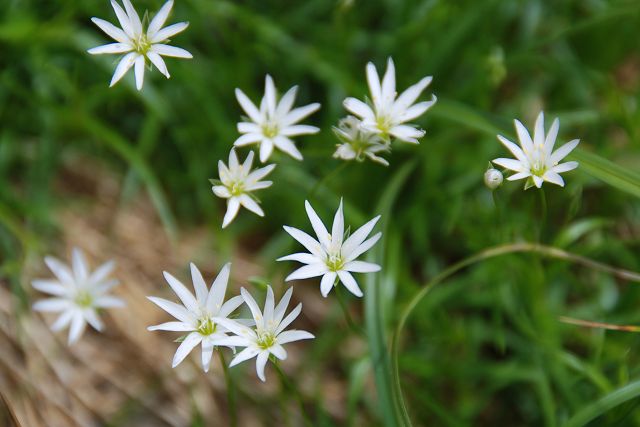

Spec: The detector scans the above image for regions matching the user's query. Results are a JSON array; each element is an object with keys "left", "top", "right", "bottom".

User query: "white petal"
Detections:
[
  {"left": 89, "top": 260, "right": 115, "bottom": 285},
  {"left": 51, "top": 310, "right": 74, "bottom": 332},
  {"left": 151, "top": 44, "right": 193, "bottom": 58},
  {"left": 272, "top": 287, "right": 293, "bottom": 325},
  {"left": 147, "top": 321, "right": 195, "bottom": 332},
  {"left": 234, "top": 133, "right": 263, "bottom": 147},
  {"left": 87, "top": 42, "right": 132, "bottom": 55},
  {"left": 277, "top": 330, "right": 315, "bottom": 345},
  {"left": 218, "top": 294, "right": 244, "bottom": 318},
  {"left": 201, "top": 339, "right": 215, "bottom": 372},
  {"left": 163, "top": 271, "right": 198, "bottom": 312},
  {"left": 206, "top": 263, "right": 231, "bottom": 314},
  {"left": 109, "top": 52, "right": 138, "bottom": 87},
  {"left": 32, "top": 280, "right": 67, "bottom": 296},
  {"left": 147, "top": 51, "right": 170, "bottom": 78},
  {"left": 239, "top": 194, "right": 264, "bottom": 217},
  {"left": 320, "top": 272, "right": 336, "bottom": 297},
  {"left": 544, "top": 117, "right": 560, "bottom": 155},
  {"left": 245, "top": 163, "right": 276, "bottom": 185},
  {"left": 304, "top": 200, "right": 331, "bottom": 248},
  {"left": 285, "top": 263, "right": 328, "bottom": 281},
  {"left": 275, "top": 303, "right": 302, "bottom": 335},
  {"left": 71, "top": 248, "right": 88, "bottom": 284},
  {"left": 543, "top": 171, "right": 565, "bottom": 187},
  {"left": 44, "top": 256, "right": 74, "bottom": 286},
  {"left": 492, "top": 158, "right": 525, "bottom": 173},
  {"left": 507, "top": 171, "right": 531, "bottom": 181},
  {"left": 240, "top": 287, "right": 264, "bottom": 328},
  {"left": 392, "top": 76, "right": 433, "bottom": 114},
  {"left": 214, "top": 335, "right": 251, "bottom": 348},
  {"left": 341, "top": 215, "right": 380, "bottom": 258},
  {"left": 230, "top": 346, "right": 260, "bottom": 367},
  {"left": 212, "top": 185, "right": 231, "bottom": 198},
  {"left": 514, "top": 119, "right": 534, "bottom": 155},
  {"left": 242, "top": 150, "right": 255, "bottom": 175},
  {"left": 282, "top": 103, "right": 321, "bottom": 126},
  {"left": 83, "top": 309, "right": 104, "bottom": 332},
  {"left": 147, "top": 0, "right": 174, "bottom": 39},
  {"left": 366, "top": 61, "right": 382, "bottom": 108},
  {"left": 344, "top": 261, "right": 381, "bottom": 273},
  {"left": 533, "top": 111, "right": 545, "bottom": 148},
  {"left": 280, "top": 125, "right": 319, "bottom": 137},
  {"left": 33, "top": 298, "right": 69, "bottom": 312},
  {"left": 68, "top": 311, "right": 87, "bottom": 345},
  {"left": 90, "top": 17, "right": 129, "bottom": 43},
  {"left": 497, "top": 135, "right": 528, "bottom": 164},
  {"left": 381, "top": 57, "right": 396, "bottom": 106},
  {"left": 277, "top": 253, "right": 318, "bottom": 264},
  {"left": 189, "top": 263, "right": 208, "bottom": 306},
  {"left": 273, "top": 136, "right": 303, "bottom": 161},
  {"left": 552, "top": 161, "right": 578, "bottom": 173},
  {"left": 550, "top": 139, "right": 580, "bottom": 164},
  {"left": 134, "top": 55, "right": 145, "bottom": 90},
  {"left": 235, "top": 89, "right": 263, "bottom": 124},
  {"left": 389, "top": 125, "right": 424, "bottom": 144},
  {"left": 263, "top": 286, "right": 275, "bottom": 324},
  {"left": 172, "top": 332, "right": 202, "bottom": 367},
  {"left": 331, "top": 199, "right": 344, "bottom": 247},
  {"left": 259, "top": 139, "right": 274, "bottom": 163},
  {"left": 150, "top": 22, "right": 189, "bottom": 43},
  {"left": 343, "top": 98, "right": 375, "bottom": 121},
  {"left": 533, "top": 175, "right": 544, "bottom": 188},
  {"left": 110, "top": 0, "right": 135, "bottom": 39},
  {"left": 121, "top": 0, "right": 142, "bottom": 36},
  {"left": 276, "top": 85, "right": 298, "bottom": 118},
  {"left": 337, "top": 271, "right": 363, "bottom": 297},
  {"left": 94, "top": 296, "right": 125, "bottom": 308},
  {"left": 264, "top": 74, "right": 277, "bottom": 117},
  {"left": 344, "top": 231, "right": 381, "bottom": 262},
  {"left": 222, "top": 197, "right": 241, "bottom": 228},
  {"left": 398, "top": 97, "right": 436, "bottom": 122},
  {"left": 283, "top": 225, "right": 323, "bottom": 258},
  {"left": 147, "top": 296, "right": 194, "bottom": 324},
  {"left": 269, "top": 344, "right": 287, "bottom": 360},
  {"left": 215, "top": 317, "right": 255, "bottom": 338}
]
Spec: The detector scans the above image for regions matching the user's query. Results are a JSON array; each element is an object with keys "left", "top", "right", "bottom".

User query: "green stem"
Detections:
[
  {"left": 391, "top": 242, "right": 640, "bottom": 426},
  {"left": 335, "top": 283, "right": 365, "bottom": 336},
  {"left": 274, "top": 362, "right": 313, "bottom": 427},
  {"left": 218, "top": 351, "right": 237, "bottom": 427},
  {"left": 538, "top": 187, "right": 547, "bottom": 241}
]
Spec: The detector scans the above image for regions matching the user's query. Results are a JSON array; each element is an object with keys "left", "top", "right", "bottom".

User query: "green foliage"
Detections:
[{"left": 3, "top": 0, "right": 640, "bottom": 425}]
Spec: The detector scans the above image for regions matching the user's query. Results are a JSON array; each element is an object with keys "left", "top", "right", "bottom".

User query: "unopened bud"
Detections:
[{"left": 484, "top": 168, "right": 503, "bottom": 190}]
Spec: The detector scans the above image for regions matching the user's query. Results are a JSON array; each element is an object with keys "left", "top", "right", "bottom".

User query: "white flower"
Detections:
[
  {"left": 214, "top": 286, "right": 314, "bottom": 382},
  {"left": 278, "top": 200, "right": 382, "bottom": 298},
  {"left": 32, "top": 248, "right": 124, "bottom": 345},
  {"left": 343, "top": 57, "right": 436, "bottom": 144},
  {"left": 484, "top": 168, "right": 503, "bottom": 190},
  {"left": 147, "top": 263, "right": 245, "bottom": 372},
  {"left": 234, "top": 75, "right": 321, "bottom": 163},
  {"left": 333, "top": 116, "right": 390, "bottom": 166},
  {"left": 212, "top": 149, "right": 275, "bottom": 228},
  {"left": 493, "top": 112, "right": 580, "bottom": 189},
  {"left": 88, "top": 0, "right": 192, "bottom": 90}
]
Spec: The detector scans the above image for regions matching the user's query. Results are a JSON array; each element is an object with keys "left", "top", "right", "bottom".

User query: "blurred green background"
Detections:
[{"left": 3, "top": 0, "right": 640, "bottom": 425}]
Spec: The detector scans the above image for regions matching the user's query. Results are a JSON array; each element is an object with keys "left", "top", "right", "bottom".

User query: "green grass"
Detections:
[{"left": 3, "top": 0, "right": 640, "bottom": 425}]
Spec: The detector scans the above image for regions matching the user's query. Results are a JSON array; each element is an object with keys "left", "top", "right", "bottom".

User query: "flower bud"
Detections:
[{"left": 484, "top": 168, "right": 503, "bottom": 190}]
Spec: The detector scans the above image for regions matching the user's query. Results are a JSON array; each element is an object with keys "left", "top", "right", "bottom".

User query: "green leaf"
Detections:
[
  {"left": 569, "top": 149, "right": 640, "bottom": 200},
  {"left": 563, "top": 379, "right": 640, "bottom": 427}
]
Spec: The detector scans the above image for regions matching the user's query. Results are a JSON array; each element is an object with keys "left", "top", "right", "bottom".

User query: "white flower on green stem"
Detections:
[
  {"left": 214, "top": 286, "right": 314, "bottom": 382},
  {"left": 234, "top": 75, "right": 321, "bottom": 162},
  {"left": 212, "top": 149, "right": 275, "bottom": 228},
  {"left": 343, "top": 57, "right": 436, "bottom": 144},
  {"left": 147, "top": 263, "right": 245, "bottom": 372},
  {"left": 333, "top": 116, "right": 390, "bottom": 166},
  {"left": 32, "top": 248, "right": 124, "bottom": 345},
  {"left": 493, "top": 111, "right": 580, "bottom": 189},
  {"left": 88, "top": 0, "right": 192, "bottom": 90},
  {"left": 278, "top": 200, "right": 382, "bottom": 298}
]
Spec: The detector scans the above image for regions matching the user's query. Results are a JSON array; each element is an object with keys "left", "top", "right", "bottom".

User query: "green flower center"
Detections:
[
  {"left": 229, "top": 181, "right": 245, "bottom": 196},
  {"left": 75, "top": 291, "right": 93, "bottom": 308},
  {"left": 257, "top": 331, "right": 276, "bottom": 350},
  {"left": 197, "top": 317, "right": 217, "bottom": 336},
  {"left": 326, "top": 253, "right": 345, "bottom": 272},
  {"left": 133, "top": 34, "right": 152, "bottom": 55},
  {"left": 262, "top": 122, "right": 279, "bottom": 139}
]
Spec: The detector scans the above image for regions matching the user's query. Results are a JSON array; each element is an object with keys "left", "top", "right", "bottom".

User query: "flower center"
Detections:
[
  {"left": 529, "top": 145, "right": 547, "bottom": 177},
  {"left": 262, "top": 122, "right": 279, "bottom": 138},
  {"left": 133, "top": 34, "right": 152, "bottom": 55},
  {"left": 75, "top": 290, "right": 93, "bottom": 308},
  {"left": 229, "top": 181, "right": 245, "bottom": 196},
  {"left": 326, "top": 252, "right": 344, "bottom": 272},
  {"left": 197, "top": 317, "right": 217, "bottom": 336},
  {"left": 376, "top": 114, "right": 392, "bottom": 135},
  {"left": 257, "top": 331, "right": 276, "bottom": 349}
]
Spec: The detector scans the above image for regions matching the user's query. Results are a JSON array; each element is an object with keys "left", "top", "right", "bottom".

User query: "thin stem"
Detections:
[
  {"left": 218, "top": 351, "right": 237, "bottom": 427},
  {"left": 538, "top": 187, "right": 547, "bottom": 241},
  {"left": 558, "top": 316, "right": 640, "bottom": 332},
  {"left": 391, "top": 242, "right": 640, "bottom": 426},
  {"left": 274, "top": 362, "right": 313, "bottom": 427},
  {"left": 308, "top": 162, "right": 348, "bottom": 199},
  {"left": 335, "top": 283, "right": 365, "bottom": 336}
]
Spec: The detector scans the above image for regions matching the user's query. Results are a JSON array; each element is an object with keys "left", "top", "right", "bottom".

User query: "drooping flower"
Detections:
[
  {"left": 32, "top": 248, "right": 124, "bottom": 345},
  {"left": 343, "top": 57, "right": 436, "bottom": 144},
  {"left": 147, "top": 263, "right": 245, "bottom": 372},
  {"left": 214, "top": 286, "right": 314, "bottom": 382},
  {"left": 88, "top": 0, "right": 192, "bottom": 90},
  {"left": 333, "top": 116, "right": 390, "bottom": 166},
  {"left": 493, "top": 111, "right": 580, "bottom": 189},
  {"left": 234, "top": 75, "right": 321, "bottom": 163},
  {"left": 211, "top": 149, "right": 275, "bottom": 228},
  {"left": 278, "top": 200, "right": 382, "bottom": 298}
]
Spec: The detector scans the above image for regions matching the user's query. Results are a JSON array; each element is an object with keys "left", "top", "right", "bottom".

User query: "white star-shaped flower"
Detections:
[
  {"left": 147, "top": 263, "right": 245, "bottom": 372},
  {"left": 234, "top": 75, "right": 321, "bottom": 163},
  {"left": 212, "top": 149, "right": 275, "bottom": 228},
  {"left": 88, "top": 0, "right": 192, "bottom": 90},
  {"left": 214, "top": 286, "right": 314, "bottom": 382},
  {"left": 32, "top": 248, "right": 124, "bottom": 345},
  {"left": 343, "top": 57, "right": 436, "bottom": 144},
  {"left": 278, "top": 200, "right": 382, "bottom": 298},
  {"left": 333, "top": 116, "right": 390, "bottom": 166},
  {"left": 493, "top": 111, "right": 580, "bottom": 189}
]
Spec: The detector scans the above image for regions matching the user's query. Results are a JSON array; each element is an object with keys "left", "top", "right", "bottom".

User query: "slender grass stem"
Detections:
[
  {"left": 217, "top": 351, "right": 237, "bottom": 427},
  {"left": 335, "top": 284, "right": 365, "bottom": 336},
  {"left": 391, "top": 242, "right": 640, "bottom": 426},
  {"left": 274, "top": 362, "right": 313, "bottom": 427},
  {"left": 538, "top": 188, "right": 547, "bottom": 241}
]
